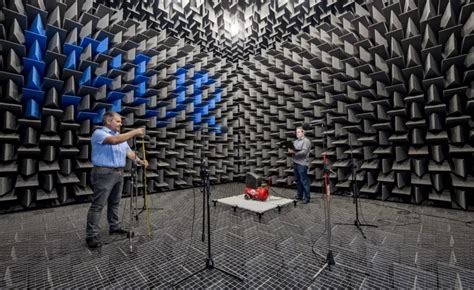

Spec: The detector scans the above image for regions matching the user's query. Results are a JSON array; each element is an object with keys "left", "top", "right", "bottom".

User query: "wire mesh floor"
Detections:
[{"left": 0, "top": 183, "right": 473, "bottom": 288}]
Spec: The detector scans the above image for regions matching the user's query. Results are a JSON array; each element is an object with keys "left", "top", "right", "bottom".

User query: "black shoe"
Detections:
[
  {"left": 294, "top": 195, "right": 303, "bottom": 200},
  {"left": 109, "top": 228, "right": 128, "bottom": 235},
  {"left": 303, "top": 199, "right": 310, "bottom": 204},
  {"left": 86, "top": 237, "right": 102, "bottom": 248}
]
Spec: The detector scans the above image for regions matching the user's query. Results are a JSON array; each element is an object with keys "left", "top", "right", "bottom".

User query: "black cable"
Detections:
[
  {"left": 265, "top": 184, "right": 327, "bottom": 270},
  {"left": 374, "top": 211, "right": 422, "bottom": 227},
  {"left": 275, "top": 214, "right": 324, "bottom": 277},
  {"left": 342, "top": 136, "right": 470, "bottom": 228},
  {"left": 358, "top": 199, "right": 473, "bottom": 226},
  {"left": 311, "top": 203, "right": 328, "bottom": 260},
  {"left": 269, "top": 186, "right": 286, "bottom": 197}
]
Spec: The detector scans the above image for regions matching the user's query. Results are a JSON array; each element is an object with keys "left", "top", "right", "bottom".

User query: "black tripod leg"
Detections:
[
  {"left": 173, "top": 266, "right": 208, "bottom": 287},
  {"left": 357, "top": 221, "right": 378, "bottom": 228},
  {"left": 135, "top": 208, "right": 145, "bottom": 220},
  {"left": 213, "top": 266, "right": 244, "bottom": 281},
  {"left": 354, "top": 222, "right": 367, "bottom": 239},
  {"left": 336, "top": 219, "right": 378, "bottom": 239}
]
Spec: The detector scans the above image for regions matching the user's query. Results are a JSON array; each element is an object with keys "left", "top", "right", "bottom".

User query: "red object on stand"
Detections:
[{"left": 244, "top": 186, "right": 269, "bottom": 201}]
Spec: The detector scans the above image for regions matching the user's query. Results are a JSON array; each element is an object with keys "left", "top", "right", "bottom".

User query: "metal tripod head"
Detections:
[
  {"left": 200, "top": 158, "right": 210, "bottom": 183},
  {"left": 130, "top": 137, "right": 139, "bottom": 182}
]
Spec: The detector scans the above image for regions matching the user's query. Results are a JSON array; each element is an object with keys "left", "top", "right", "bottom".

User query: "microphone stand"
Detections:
[
  {"left": 238, "top": 129, "right": 243, "bottom": 181},
  {"left": 134, "top": 136, "right": 162, "bottom": 222},
  {"left": 201, "top": 159, "right": 206, "bottom": 242},
  {"left": 335, "top": 134, "right": 377, "bottom": 238},
  {"left": 174, "top": 129, "right": 243, "bottom": 287},
  {"left": 127, "top": 137, "right": 139, "bottom": 252},
  {"left": 312, "top": 122, "right": 368, "bottom": 280}
]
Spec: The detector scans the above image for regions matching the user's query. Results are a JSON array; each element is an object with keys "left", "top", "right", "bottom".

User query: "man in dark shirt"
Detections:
[{"left": 288, "top": 127, "right": 311, "bottom": 203}]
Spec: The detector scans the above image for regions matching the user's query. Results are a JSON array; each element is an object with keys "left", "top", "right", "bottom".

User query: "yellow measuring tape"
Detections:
[{"left": 141, "top": 136, "right": 152, "bottom": 237}]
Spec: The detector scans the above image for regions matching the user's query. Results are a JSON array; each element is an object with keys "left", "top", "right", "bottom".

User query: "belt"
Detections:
[{"left": 93, "top": 166, "right": 124, "bottom": 171}]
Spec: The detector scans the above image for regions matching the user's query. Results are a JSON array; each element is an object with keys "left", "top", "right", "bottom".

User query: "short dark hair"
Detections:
[{"left": 102, "top": 112, "right": 120, "bottom": 125}]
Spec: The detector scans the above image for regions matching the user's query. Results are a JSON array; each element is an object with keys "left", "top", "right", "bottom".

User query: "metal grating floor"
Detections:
[{"left": 0, "top": 183, "right": 473, "bottom": 288}]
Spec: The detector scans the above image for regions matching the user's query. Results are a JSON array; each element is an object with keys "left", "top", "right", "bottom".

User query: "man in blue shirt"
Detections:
[{"left": 86, "top": 112, "right": 148, "bottom": 248}]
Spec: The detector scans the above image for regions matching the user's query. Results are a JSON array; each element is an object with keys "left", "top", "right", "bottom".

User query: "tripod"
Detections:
[
  {"left": 334, "top": 134, "right": 377, "bottom": 239},
  {"left": 127, "top": 137, "right": 140, "bottom": 252},
  {"left": 173, "top": 160, "right": 244, "bottom": 286},
  {"left": 312, "top": 124, "right": 368, "bottom": 280},
  {"left": 134, "top": 136, "right": 162, "bottom": 224}
]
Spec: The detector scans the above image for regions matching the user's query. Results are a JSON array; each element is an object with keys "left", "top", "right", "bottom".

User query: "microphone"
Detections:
[
  {"left": 308, "top": 119, "right": 326, "bottom": 128},
  {"left": 302, "top": 123, "right": 312, "bottom": 131},
  {"left": 219, "top": 126, "right": 229, "bottom": 134}
]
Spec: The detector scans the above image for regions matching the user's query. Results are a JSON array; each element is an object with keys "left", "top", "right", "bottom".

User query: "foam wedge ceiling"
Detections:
[{"left": 93, "top": 0, "right": 366, "bottom": 62}]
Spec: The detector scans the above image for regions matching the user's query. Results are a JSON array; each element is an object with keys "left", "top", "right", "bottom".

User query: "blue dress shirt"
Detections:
[{"left": 91, "top": 127, "right": 131, "bottom": 168}]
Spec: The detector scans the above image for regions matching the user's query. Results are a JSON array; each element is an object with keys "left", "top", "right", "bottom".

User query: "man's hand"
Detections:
[
  {"left": 137, "top": 158, "right": 149, "bottom": 168},
  {"left": 133, "top": 128, "right": 145, "bottom": 137}
]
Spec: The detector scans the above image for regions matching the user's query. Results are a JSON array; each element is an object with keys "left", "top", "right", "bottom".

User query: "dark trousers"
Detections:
[
  {"left": 86, "top": 168, "right": 124, "bottom": 238},
  {"left": 294, "top": 163, "right": 311, "bottom": 201}
]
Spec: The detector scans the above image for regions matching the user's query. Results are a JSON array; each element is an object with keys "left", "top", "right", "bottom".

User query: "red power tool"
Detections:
[{"left": 243, "top": 172, "right": 271, "bottom": 201}]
